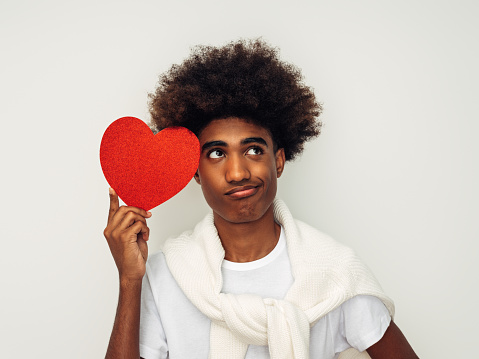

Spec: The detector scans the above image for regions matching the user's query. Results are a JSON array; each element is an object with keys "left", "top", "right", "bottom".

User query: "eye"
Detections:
[
  {"left": 246, "top": 147, "right": 263, "bottom": 156},
  {"left": 208, "top": 149, "right": 225, "bottom": 159}
]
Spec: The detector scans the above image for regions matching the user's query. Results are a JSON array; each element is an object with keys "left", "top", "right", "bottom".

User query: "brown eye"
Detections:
[
  {"left": 246, "top": 147, "right": 263, "bottom": 155},
  {"left": 208, "top": 149, "right": 224, "bottom": 159}
]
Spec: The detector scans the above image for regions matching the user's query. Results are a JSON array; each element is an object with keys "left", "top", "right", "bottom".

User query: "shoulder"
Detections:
[
  {"left": 274, "top": 198, "right": 354, "bottom": 259},
  {"left": 295, "top": 219, "right": 353, "bottom": 252},
  {"left": 145, "top": 250, "right": 167, "bottom": 272},
  {"left": 146, "top": 226, "right": 196, "bottom": 273},
  {"left": 290, "top": 217, "right": 359, "bottom": 272},
  {"left": 279, "top": 203, "right": 395, "bottom": 317}
]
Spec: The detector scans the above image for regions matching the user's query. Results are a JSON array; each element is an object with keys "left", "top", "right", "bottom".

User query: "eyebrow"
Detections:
[
  {"left": 241, "top": 137, "right": 268, "bottom": 147},
  {"left": 201, "top": 140, "right": 227, "bottom": 152},
  {"left": 201, "top": 137, "right": 268, "bottom": 152}
]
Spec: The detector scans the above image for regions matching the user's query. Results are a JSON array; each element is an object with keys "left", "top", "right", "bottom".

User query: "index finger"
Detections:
[{"left": 108, "top": 187, "right": 120, "bottom": 224}]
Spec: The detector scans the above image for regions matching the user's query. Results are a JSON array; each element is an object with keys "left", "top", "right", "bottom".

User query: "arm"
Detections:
[
  {"left": 106, "top": 279, "right": 142, "bottom": 359},
  {"left": 366, "top": 321, "right": 419, "bottom": 359},
  {"left": 104, "top": 188, "right": 151, "bottom": 359}
]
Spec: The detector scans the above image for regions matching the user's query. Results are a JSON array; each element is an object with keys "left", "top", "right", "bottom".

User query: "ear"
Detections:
[
  {"left": 194, "top": 170, "right": 201, "bottom": 185},
  {"left": 275, "top": 148, "right": 285, "bottom": 178}
]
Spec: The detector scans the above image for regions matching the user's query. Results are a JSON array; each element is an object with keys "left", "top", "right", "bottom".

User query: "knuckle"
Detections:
[
  {"left": 110, "top": 228, "right": 120, "bottom": 240},
  {"left": 125, "top": 211, "right": 136, "bottom": 222},
  {"left": 118, "top": 205, "right": 128, "bottom": 213},
  {"left": 126, "top": 206, "right": 146, "bottom": 216}
]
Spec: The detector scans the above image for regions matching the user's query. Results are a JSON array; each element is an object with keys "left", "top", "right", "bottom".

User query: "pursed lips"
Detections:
[{"left": 224, "top": 185, "right": 260, "bottom": 199}]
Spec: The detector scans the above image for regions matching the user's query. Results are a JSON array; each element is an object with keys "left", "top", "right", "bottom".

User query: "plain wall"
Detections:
[{"left": 1, "top": 0, "right": 478, "bottom": 357}]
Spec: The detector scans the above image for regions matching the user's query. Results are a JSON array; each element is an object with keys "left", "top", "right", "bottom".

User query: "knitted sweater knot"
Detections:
[{"left": 163, "top": 199, "right": 394, "bottom": 359}]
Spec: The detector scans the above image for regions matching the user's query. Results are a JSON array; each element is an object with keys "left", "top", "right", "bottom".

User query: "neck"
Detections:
[{"left": 213, "top": 204, "right": 281, "bottom": 263}]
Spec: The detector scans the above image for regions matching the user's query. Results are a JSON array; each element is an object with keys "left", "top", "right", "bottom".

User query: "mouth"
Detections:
[{"left": 225, "top": 185, "right": 260, "bottom": 199}]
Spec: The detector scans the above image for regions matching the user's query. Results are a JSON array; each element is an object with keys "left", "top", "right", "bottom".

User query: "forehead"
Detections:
[{"left": 198, "top": 118, "right": 273, "bottom": 144}]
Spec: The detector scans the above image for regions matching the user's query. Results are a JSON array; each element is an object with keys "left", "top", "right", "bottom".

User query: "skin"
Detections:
[
  {"left": 194, "top": 117, "right": 285, "bottom": 262},
  {"left": 104, "top": 117, "right": 418, "bottom": 358},
  {"left": 367, "top": 321, "right": 419, "bottom": 358},
  {"left": 104, "top": 188, "right": 150, "bottom": 359}
]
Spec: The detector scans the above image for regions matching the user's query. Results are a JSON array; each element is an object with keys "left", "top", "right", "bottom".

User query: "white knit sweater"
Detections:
[{"left": 163, "top": 199, "right": 394, "bottom": 358}]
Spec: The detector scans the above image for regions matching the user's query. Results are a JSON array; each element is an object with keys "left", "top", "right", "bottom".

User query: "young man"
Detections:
[{"left": 104, "top": 40, "right": 418, "bottom": 359}]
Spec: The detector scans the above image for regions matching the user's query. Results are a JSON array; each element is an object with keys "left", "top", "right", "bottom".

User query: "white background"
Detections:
[{"left": 1, "top": 0, "right": 478, "bottom": 358}]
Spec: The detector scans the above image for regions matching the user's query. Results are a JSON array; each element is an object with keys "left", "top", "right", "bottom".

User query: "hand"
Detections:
[{"left": 103, "top": 188, "right": 152, "bottom": 283}]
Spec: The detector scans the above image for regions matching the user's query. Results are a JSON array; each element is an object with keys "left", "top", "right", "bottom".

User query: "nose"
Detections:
[{"left": 225, "top": 154, "right": 250, "bottom": 183}]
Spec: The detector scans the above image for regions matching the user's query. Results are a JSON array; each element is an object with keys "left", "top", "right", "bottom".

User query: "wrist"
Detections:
[{"left": 119, "top": 276, "right": 143, "bottom": 290}]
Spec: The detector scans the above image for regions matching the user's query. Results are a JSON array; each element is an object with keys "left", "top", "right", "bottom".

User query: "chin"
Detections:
[{"left": 218, "top": 199, "right": 273, "bottom": 224}]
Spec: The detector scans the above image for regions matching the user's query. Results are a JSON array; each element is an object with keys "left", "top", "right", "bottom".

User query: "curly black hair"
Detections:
[{"left": 149, "top": 39, "right": 322, "bottom": 161}]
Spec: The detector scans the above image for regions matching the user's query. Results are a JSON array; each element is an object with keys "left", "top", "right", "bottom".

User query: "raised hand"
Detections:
[{"left": 103, "top": 188, "right": 152, "bottom": 283}]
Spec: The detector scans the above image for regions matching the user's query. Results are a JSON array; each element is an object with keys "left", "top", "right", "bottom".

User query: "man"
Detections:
[{"left": 104, "top": 39, "right": 418, "bottom": 358}]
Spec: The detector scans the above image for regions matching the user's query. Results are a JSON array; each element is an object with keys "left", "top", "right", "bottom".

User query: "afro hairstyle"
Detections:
[{"left": 149, "top": 38, "right": 322, "bottom": 161}]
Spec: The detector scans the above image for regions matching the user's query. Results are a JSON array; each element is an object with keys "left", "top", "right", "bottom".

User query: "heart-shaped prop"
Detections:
[{"left": 100, "top": 117, "right": 200, "bottom": 211}]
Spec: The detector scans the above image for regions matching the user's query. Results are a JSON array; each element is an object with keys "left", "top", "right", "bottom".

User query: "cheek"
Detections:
[
  {"left": 254, "top": 162, "right": 277, "bottom": 189},
  {"left": 198, "top": 170, "right": 223, "bottom": 198},
  {"left": 266, "top": 174, "right": 278, "bottom": 193},
  {"left": 262, "top": 158, "right": 278, "bottom": 179}
]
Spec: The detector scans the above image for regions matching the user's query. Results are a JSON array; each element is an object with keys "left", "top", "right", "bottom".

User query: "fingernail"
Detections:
[
  {"left": 147, "top": 211, "right": 152, "bottom": 217},
  {"left": 109, "top": 187, "right": 114, "bottom": 195}
]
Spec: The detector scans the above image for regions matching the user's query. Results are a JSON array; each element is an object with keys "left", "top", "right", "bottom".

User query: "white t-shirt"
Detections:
[{"left": 140, "top": 227, "right": 391, "bottom": 359}]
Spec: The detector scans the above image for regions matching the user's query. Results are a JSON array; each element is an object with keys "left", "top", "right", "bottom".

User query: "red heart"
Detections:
[{"left": 100, "top": 117, "right": 200, "bottom": 211}]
